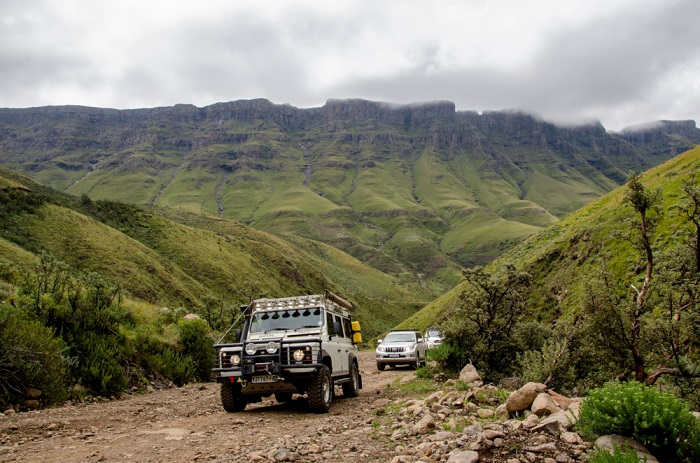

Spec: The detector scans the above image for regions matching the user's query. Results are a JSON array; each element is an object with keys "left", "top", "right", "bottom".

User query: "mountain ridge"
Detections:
[{"left": 1, "top": 98, "right": 698, "bottom": 290}]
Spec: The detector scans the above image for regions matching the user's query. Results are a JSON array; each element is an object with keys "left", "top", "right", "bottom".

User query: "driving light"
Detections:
[
  {"left": 230, "top": 354, "right": 241, "bottom": 365},
  {"left": 245, "top": 343, "right": 258, "bottom": 355},
  {"left": 265, "top": 341, "right": 279, "bottom": 354},
  {"left": 293, "top": 349, "right": 305, "bottom": 361}
]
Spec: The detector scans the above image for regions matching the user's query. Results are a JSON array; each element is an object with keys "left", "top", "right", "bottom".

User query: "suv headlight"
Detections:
[
  {"left": 230, "top": 354, "right": 241, "bottom": 365},
  {"left": 376, "top": 346, "right": 385, "bottom": 353},
  {"left": 265, "top": 341, "right": 279, "bottom": 354},
  {"left": 245, "top": 343, "right": 257, "bottom": 355}
]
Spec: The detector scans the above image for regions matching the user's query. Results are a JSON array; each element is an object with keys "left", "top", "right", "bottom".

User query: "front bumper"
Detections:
[{"left": 376, "top": 352, "right": 418, "bottom": 364}]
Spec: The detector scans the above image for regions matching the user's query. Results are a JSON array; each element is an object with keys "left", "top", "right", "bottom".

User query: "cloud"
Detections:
[{"left": 0, "top": 0, "right": 698, "bottom": 129}]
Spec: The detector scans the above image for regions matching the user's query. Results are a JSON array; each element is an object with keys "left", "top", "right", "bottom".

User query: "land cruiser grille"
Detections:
[{"left": 384, "top": 346, "right": 405, "bottom": 353}]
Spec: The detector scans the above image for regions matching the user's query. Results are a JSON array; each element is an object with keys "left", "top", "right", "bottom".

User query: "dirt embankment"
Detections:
[{"left": 0, "top": 351, "right": 412, "bottom": 463}]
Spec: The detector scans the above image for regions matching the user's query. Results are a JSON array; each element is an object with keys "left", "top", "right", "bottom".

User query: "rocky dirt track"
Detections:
[{"left": 0, "top": 351, "right": 412, "bottom": 463}]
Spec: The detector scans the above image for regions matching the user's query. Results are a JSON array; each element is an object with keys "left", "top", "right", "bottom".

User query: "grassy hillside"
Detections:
[
  {"left": 400, "top": 144, "right": 700, "bottom": 331},
  {"left": 0, "top": 166, "right": 434, "bottom": 339},
  {"left": 3, "top": 101, "right": 697, "bottom": 293}
]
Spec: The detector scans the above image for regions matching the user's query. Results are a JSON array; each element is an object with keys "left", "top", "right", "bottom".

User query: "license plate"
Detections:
[
  {"left": 388, "top": 354, "right": 400, "bottom": 358},
  {"left": 252, "top": 375, "right": 277, "bottom": 384}
]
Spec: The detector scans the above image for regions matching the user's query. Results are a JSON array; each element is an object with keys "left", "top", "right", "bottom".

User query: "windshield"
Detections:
[
  {"left": 249, "top": 308, "right": 323, "bottom": 333},
  {"left": 383, "top": 332, "right": 416, "bottom": 343},
  {"left": 427, "top": 329, "right": 440, "bottom": 337}
]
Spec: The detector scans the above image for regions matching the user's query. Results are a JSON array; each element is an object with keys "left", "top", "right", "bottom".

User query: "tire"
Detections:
[
  {"left": 308, "top": 365, "right": 332, "bottom": 414},
  {"left": 414, "top": 356, "right": 421, "bottom": 369},
  {"left": 377, "top": 362, "right": 386, "bottom": 371},
  {"left": 220, "top": 382, "right": 247, "bottom": 412},
  {"left": 274, "top": 392, "right": 293, "bottom": 403},
  {"left": 342, "top": 361, "right": 360, "bottom": 398}
]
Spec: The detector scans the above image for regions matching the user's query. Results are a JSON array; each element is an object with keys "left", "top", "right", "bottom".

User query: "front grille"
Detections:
[{"left": 384, "top": 346, "right": 405, "bottom": 353}]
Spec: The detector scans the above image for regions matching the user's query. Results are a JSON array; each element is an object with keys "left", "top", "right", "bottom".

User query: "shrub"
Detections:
[
  {"left": 577, "top": 381, "right": 700, "bottom": 463},
  {"left": 0, "top": 304, "right": 70, "bottom": 407},
  {"left": 588, "top": 444, "right": 649, "bottom": 463},
  {"left": 177, "top": 318, "right": 215, "bottom": 382}
]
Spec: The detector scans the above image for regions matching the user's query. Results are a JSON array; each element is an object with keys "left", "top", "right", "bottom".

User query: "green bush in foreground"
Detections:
[
  {"left": 577, "top": 381, "right": 700, "bottom": 463},
  {"left": 588, "top": 444, "right": 648, "bottom": 463},
  {"left": 0, "top": 304, "right": 70, "bottom": 408}
]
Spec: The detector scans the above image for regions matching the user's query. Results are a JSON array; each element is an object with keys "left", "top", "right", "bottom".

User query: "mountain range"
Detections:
[{"left": 1, "top": 99, "right": 699, "bottom": 291}]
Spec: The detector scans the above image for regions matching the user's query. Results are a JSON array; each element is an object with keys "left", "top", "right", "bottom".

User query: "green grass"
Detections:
[{"left": 409, "top": 144, "right": 700, "bottom": 331}]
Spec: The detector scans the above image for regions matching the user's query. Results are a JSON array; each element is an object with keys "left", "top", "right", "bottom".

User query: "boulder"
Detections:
[
  {"left": 506, "top": 382, "right": 547, "bottom": 414},
  {"left": 542, "top": 410, "right": 573, "bottom": 431},
  {"left": 595, "top": 435, "right": 659, "bottom": 463},
  {"left": 23, "top": 400, "right": 40, "bottom": 409},
  {"left": 25, "top": 387, "right": 42, "bottom": 399},
  {"left": 459, "top": 364, "right": 482, "bottom": 385},
  {"left": 531, "top": 392, "right": 562, "bottom": 417},
  {"left": 412, "top": 414, "right": 437, "bottom": 434},
  {"left": 446, "top": 450, "right": 480, "bottom": 463},
  {"left": 546, "top": 390, "right": 572, "bottom": 409}
]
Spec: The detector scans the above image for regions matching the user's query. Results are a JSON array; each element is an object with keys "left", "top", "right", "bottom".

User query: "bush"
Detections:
[
  {"left": 177, "top": 318, "right": 215, "bottom": 382},
  {"left": 588, "top": 444, "right": 649, "bottom": 463},
  {"left": 577, "top": 381, "right": 700, "bottom": 463},
  {"left": 0, "top": 304, "right": 70, "bottom": 408},
  {"left": 129, "top": 325, "right": 195, "bottom": 387}
]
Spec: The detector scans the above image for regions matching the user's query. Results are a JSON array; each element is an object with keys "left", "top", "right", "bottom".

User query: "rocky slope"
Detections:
[{"left": 1, "top": 99, "right": 698, "bottom": 288}]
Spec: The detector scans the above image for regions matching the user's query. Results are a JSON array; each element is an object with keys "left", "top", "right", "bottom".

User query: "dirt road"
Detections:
[{"left": 0, "top": 352, "right": 413, "bottom": 463}]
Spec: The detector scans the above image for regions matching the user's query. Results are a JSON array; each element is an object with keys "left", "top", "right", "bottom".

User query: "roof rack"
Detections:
[{"left": 250, "top": 290, "right": 352, "bottom": 318}]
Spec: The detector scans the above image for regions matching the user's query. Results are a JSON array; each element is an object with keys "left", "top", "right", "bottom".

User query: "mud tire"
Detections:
[
  {"left": 221, "top": 382, "right": 247, "bottom": 412},
  {"left": 342, "top": 361, "right": 360, "bottom": 398},
  {"left": 377, "top": 362, "right": 386, "bottom": 371},
  {"left": 308, "top": 365, "right": 332, "bottom": 414}
]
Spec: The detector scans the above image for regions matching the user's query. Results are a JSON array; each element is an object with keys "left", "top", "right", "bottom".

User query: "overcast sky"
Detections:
[{"left": 1, "top": 0, "right": 698, "bottom": 130}]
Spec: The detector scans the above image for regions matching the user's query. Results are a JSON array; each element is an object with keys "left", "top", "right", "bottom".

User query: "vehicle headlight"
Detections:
[
  {"left": 293, "top": 349, "right": 305, "bottom": 361},
  {"left": 230, "top": 354, "right": 241, "bottom": 365},
  {"left": 406, "top": 344, "right": 416, "bottom": 352},
  {"left": 376, "top": 346, "right": 385, "bottom": 353},
  {"left": 245, "top": 343, "right": 258, "bottom": 355},
  {"left": 266, "top": 341, "right": 279, "bottom": 354}
]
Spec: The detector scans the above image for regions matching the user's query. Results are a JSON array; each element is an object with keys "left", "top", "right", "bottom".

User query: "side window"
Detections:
[
  {"left": 343, "top": 318, "right": 352, "bottom": 339},
  {"left": 416, "top": 332, "right": 422, "bottom": 342},
  {"left": 333, "top": 315, "right": 343, "bottom": 337},
  {"left": 326, "top": 312, "right": 334, "bottom": 335}
]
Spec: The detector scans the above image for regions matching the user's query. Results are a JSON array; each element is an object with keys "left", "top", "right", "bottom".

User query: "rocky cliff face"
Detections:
[{"left": 1, "top": 98, "right": 697, "bottom": 157}]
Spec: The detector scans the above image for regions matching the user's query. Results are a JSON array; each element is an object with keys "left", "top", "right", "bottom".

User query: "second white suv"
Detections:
[{"left": 375, "top": 330, "right": 427, "bottom": 370}]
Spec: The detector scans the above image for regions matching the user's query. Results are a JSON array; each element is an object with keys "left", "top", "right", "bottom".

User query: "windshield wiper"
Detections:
[{"left": 294, "top": 325, "right": 320, "bottom": 331}]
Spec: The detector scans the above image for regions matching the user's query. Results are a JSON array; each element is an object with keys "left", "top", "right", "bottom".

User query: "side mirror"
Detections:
[
  {"left": 377, "top": 339, "right": 383, "bottom": 344},
  {"left": 417, "top": 338, "right": 424, "bottom": 343}
]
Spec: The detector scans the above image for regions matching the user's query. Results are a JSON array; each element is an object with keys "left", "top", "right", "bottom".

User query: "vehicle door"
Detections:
[
  {"left": 416, "top": 332, "right": 426, "bottom": 359},
  {"left": 325, "top": 311, "right": 347, "bottom": 375}
]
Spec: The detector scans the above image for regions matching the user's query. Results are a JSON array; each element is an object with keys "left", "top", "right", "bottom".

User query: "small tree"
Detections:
[
  {"left": 582, "top": 172, "right": 700, "bottom": 393},
  {"left": 443, "top": 264, "right": 531, "bottom": 380}
]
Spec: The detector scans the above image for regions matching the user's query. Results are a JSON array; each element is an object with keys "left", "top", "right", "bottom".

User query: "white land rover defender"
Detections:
[{"left": 213, "top": 290, "right": 363, "bottom": 414}]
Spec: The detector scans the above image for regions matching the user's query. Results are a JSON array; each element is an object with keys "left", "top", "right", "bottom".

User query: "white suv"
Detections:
[
  {"left": 375, "top": 330, "right": 427, "bottom": 370},
  {"left": 424, "top": 328, "right": 443, "bottom": 348}
]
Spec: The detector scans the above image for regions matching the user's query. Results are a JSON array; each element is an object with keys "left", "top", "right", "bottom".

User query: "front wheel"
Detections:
[
  {"left": 220, "top": 382, "right": 247, "bottom": 412},
  {"left": 342, "top": 361, "right": 360, "bottom": 398},
  {"left": 308, "top": 365, "right": 332, "bottom": 414},
  {"left": 377, "top": 362, "right": 386, "bottom": 371}
]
